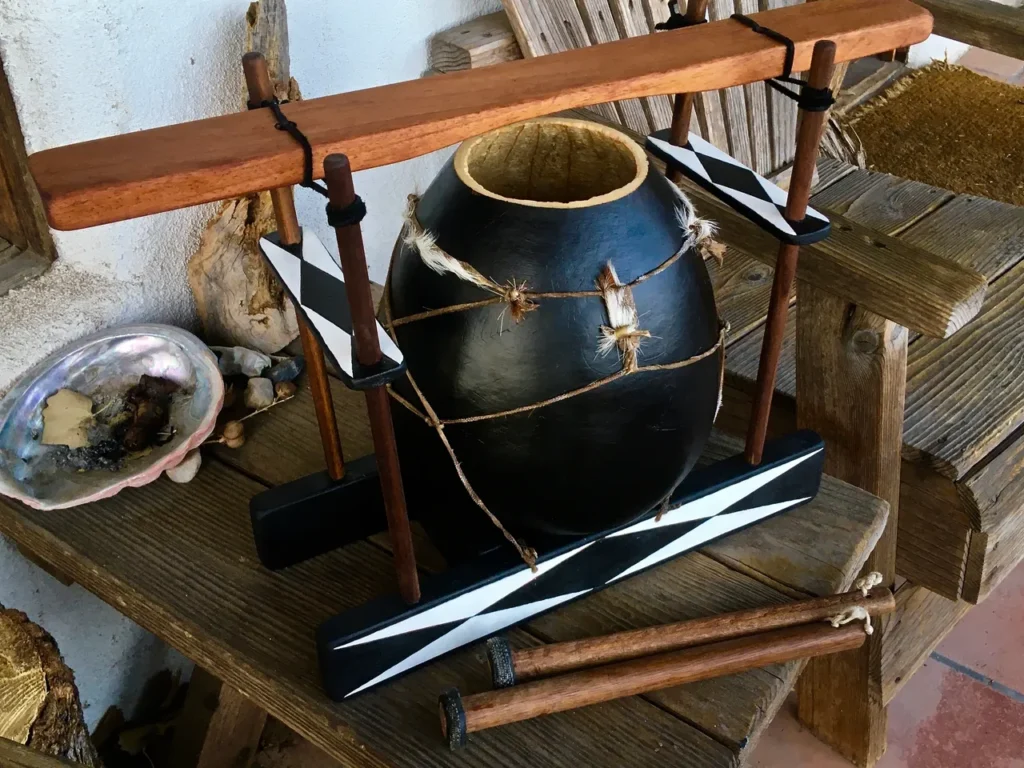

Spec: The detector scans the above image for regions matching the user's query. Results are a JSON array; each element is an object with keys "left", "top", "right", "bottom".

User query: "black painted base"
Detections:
[{"left": 310, "top": 430, "right": 826, "bottom": 700}]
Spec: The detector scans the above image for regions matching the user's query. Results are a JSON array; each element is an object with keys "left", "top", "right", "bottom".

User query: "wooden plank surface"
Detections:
[
  {"left": 430, "top": 13, "right": 523, "bottom": 73},
  {"left": 0, "top": 370, "right": 887, "bottom": 766},
  {"left": 764, "top": 0, "right": 801, "bottom": 170},
  {"left": 960, "top": 427, "right": 1024, "bottom": 532},
  {"left": 962, "top": 505, "right": 1024, "bottom": 603},
  {"left": 28, "top": 0, "right": 933, "bottom": 230},
  {"left": 903, "top": 258, "right": 1024, "bottom": 480},
  {"left": 737, "top": 0, "right": 773, "bottom": 173},
  {"left": 709, "top": 0, "right": 754, "bottom": 168},
  {"left": 0, "top": 739, "right": 80, "bottom": 768},
  {"left": 216, "top": 373, "right": 887, "bottom": 756},
  {"left": 683, "top": 179, "right": 987, "bottom": 339},
  {"left": 913, "top": 0, "right": 1024, "bottom": 59},
  {"left": 606, "top": 0, "right": 677, "bottom": 131}
]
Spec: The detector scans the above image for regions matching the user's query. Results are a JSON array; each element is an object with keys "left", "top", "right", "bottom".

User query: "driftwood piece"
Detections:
[
  {"left": 0, "top": 607, "right": 99, "bottom": 766},
  {"left": 186, "top": 0, "right": 301, "bottom": 354}
]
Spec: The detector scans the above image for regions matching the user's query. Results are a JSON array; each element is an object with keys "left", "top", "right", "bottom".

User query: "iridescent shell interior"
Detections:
[{"left": 0, "top": 325, "right": 223, "bottom": 510}]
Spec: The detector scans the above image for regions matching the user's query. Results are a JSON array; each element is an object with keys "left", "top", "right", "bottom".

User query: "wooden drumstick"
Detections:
[
  {"left": 441, "top": 622, "right": 867, "bottom": 749},
  {"left": 486, "top": 585, "right": 894, "bottom": 687}
]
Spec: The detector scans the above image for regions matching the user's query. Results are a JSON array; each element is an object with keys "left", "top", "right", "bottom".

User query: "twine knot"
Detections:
[
  {"left": 854, "top": 571, "right": 883, "bottom": 597},
  {"left": 828, "top": 605, "right": 873, "bottom": 635},
  {"left": 501, "top": 279, "right": 538, "bottom": 324}
]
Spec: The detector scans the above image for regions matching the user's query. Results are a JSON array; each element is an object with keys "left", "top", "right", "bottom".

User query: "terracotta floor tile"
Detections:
[
  {"left": 938, "top": 560, "right": 1024, "bottom": 694},
  {"left": 750, "top": 659, "right": 1024, "bottom": 767}
]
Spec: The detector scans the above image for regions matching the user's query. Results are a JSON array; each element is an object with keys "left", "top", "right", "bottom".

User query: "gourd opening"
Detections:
[{"left": 454, "top": 117, "right": 649, "bottom": 209}]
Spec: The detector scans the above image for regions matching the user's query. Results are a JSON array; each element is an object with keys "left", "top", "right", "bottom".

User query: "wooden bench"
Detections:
[{"left": 0, "top": 377, "right": 887, "bottom": 766}]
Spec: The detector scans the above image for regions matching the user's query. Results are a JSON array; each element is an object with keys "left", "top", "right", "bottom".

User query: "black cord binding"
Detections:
[
  {"left": 655, "top": 0, "right": 708, "bottom": 30},
  {"left": 247, "top": 97, "right": 367, "bottom": 228},
  {"left": 729, "top": 14, "right": 835, "bottom": 112}
]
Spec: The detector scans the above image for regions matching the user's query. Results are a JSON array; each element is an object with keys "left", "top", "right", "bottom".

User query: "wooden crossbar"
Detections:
[{"left": 29, "top": 0, "right": 931, "bottom": 231}]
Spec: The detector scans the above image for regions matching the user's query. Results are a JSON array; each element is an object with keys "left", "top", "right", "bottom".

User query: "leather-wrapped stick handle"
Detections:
[
  {"left": 487, "top": 585, "right": 893, "bottom": 687},
  {"left": 442, "top": 621, "right": 869, "bottom": 749}
]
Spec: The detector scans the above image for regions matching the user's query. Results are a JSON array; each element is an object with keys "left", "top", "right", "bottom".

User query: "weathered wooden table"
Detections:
[
  {"left": 0, "top": 374, "right": 886, "bottom": 767},
  {"left": 713, "top": 158, "right": 1024, "bottom": 706}
]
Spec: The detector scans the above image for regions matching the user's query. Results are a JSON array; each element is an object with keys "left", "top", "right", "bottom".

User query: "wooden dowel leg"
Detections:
[
  {"left": 442, "top": 623, "right": 867, "bottom": 748},
  {"left": 242, "top": 52, "right": 346, "bottom": 481},
  {"left": 322, "top": 153, "right": 420, "bottom": 605},
  {"left": 744, "top": 40, "right": 836, "bottom": 465},
  {"left": 665, "top": 0, "right": 709, "bottom": 183},
  {"left": 490, "top": 586, "right": 894, "bottom": 686}
]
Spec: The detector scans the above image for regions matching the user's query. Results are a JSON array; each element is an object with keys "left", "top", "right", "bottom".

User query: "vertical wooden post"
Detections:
[
  {"left": 794, "top": 290, "right": 908, "bottom": 767},
  {"left": 242, "top": 52, "right": 346, "bottom": 482},
  {"left": 322, "top": 153, "right": 421, "bottom": 605},
  {"left": 744, "top": 40, "right": 836, "bottom": 465},
  {"left": 665, "top": 0, "right": 709, "bottom": 183}
]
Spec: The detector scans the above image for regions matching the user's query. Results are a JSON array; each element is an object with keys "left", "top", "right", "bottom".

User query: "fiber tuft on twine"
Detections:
[
  {"left": 597, "top": 263, "right": 650, "bottom": 373},
  {"left": 403, "top": 194, "right": 537, "bottom": 325}
]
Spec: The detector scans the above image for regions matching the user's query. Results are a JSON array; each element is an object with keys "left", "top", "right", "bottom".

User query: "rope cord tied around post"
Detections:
[
  {"left": 247, "top": 97, "right": 367, "bottom": 227},
  {"left": 729, "top": 14, "right": 836, "bottom": 112},
  {"left": 654, "top": 0, "right": 709, "bottom": 30}
]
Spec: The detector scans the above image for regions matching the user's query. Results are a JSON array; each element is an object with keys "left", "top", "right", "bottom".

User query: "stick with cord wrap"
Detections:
[
  {"left": 485, "top": 578, "right": 892, "bottom": 687},
  {"left": 322, "top": 154, "right": 420, "bottom": 605}
]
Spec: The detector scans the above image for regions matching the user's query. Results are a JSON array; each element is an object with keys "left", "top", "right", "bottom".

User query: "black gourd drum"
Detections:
[{"left": 386, "top": 118, "right": 721, "bottom": 561}]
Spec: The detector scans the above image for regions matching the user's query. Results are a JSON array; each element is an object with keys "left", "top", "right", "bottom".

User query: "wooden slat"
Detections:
[
  {"left": 0, "top": 246, "right": 50, "bottom": 297},
  {"left": 575, "top": 0, "right": 653, "bottom": 133},
  {"left": 903, "top": 259, "right": 1024, "bottom": 480},
  {"left": 832, "top": 61, "right": 907, "bottom": 117},
  {"left": 501, "top": 0, "right": 624, "bottom": 125},
  {"left": 962, "top": 506, "right": 1024, "bottom": 604},
  {"left": 683, "top": 181, "right": 987, "bottom": 339},
  {"left": 763, "top": 0, "right": 801, "bottom": 170},
  {"left": 217, "top": 373, "right": 886, "bottom": 758},
  {"left": 880, "top": 583, "right": 970, "bottom": 705},
  {"left": 896, "top": 193, "right": 1024, "bottom": 284},
  {"left": 0, "top": 739, "right": 80, "bottom": 768},
  {"left": 793, "top": 283, "right": 907, "bottom": 768},
  {"left": 736, "top": 0, "right": 773, "bottom": 173},
  {"left": 809, "top": 167, "right": 954, "bottom": 236},
  {"left": 959, "top": 426, "right": 1024, "bottom": 532},
  {"left": 913, "top": 0, "right": 1024, "bottom": 59},
  {"left": 810, "top": 157, "right": 857, "bottom": 194},
  {"left": 430, "top": 13, "right": 523, "bottom": 73},
  {"left": 709, "top": 0, "right": 754, "bottom": 168},
  {"left": 606, "top": 0, "right": 678, "bottom": 132},
  {"left": 706, "top": 248, "right": 781, "bottom": 344},
  {"left": 28, "top": 0, "right": 934, "bottom": 230}
]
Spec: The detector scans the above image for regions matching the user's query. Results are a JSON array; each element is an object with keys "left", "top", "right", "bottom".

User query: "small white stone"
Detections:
[
  {"left": 244, "top": 377, "right": 276, "bottom": 409},
  {"left": 166, "top": 449, "right": 202, "bottom": 483},
  {"left": 210, "top": 345, "right": 271, "bottom": 377}
]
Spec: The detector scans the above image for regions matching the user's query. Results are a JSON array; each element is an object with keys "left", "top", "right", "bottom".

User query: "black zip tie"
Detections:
[
  {"left": 248, "top": 97, "right": 367, "bottom": 228},
  {"left": 730, "top": 14, "right": 835, "bottom": 112},
  {"left": 655, "top": 0, "right": 708, "bottom": 30}
]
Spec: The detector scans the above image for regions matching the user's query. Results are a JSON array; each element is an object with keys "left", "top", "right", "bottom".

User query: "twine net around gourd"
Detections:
[{"left": 382, "top": 190, "right": 726, "bottom": 570}]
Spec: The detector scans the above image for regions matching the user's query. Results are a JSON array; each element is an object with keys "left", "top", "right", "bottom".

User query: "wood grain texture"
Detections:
[
  {"left": 913, "top": 0, "right": 1024, "bottom": 58},
  {"left": 430, "top": 12, "right": 523, "bottom": 73},
  {"left": 29, "top": 0, "right": 934, "bottom": 230},
  {"left": 737, "top": 0, "right": 773, "bottom": 173},
  {"left": 168, "top": 667, "right": 267, "bottom": 768},
  {"left": 218, "top": 374, "right": 886, "bottom": 756},
  {"left": 606, "top": 0, "right": 678, "bottom": 131},
  {"left": 903, "top": 259, "right": 1024, "bottom": 480},
  {"left": 962, "top": 506, "right": 1024, "bottom": 604},
  {"left": 683, "top": 180, "right": 986, "bottom": 339},
  {"left": 880, "top": 582, "right": 969, "bottom": 705},
  {"left": 764, "top": 0, "right": 801, "bottom": 170},
  {"left": 959, "top": 426, "right": 1024, "bottom": 532},
  {"left": 0, "top": 739, "right": 80, "bottom": 768},
  {"left": 832, "top": 61, "right": 907, "bottom": 117},
  {"left": 0, "top": 54, "right": 55, "bottom": 260},
  {"left": 794, "top": 284, "right": 907, "bottom": 768},
  {"left": 0, "top": 241, "right": 50, "bottom": 297},
  {"left": 706, "top": 248, "right": 780, "bottom": 344},
  {"left": 709, "top": 0, "right": 754, "bottom": 168}
]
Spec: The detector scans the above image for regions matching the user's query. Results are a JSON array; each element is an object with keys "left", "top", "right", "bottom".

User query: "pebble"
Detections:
[
  {"left": 166, "top": 449, "right": 202, "bottom": 483},
  {"left": 266, "top": 355, "right": 304, "bottom": 383},
  {"left": 275, "top": 381, "right": 298, "bottom": 399},
  {"left": 211, "top": 345, "right": 271, "bottom": 377},
  {"left": 244, "top": 377, "right": 276, "bottom": 409}
]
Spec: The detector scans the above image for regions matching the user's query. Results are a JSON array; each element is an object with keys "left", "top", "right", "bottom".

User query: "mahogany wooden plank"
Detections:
[{"left": 29, "top": 0, "right": 933, "bottom": 230}]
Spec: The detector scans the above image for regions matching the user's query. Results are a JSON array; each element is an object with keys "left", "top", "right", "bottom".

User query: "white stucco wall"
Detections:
[
  {"left": 0, "top": 0, "right": 498, "bottom": 728},
  {"left": 908, "top": 34, "right": 970, "bottom": 68}
]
